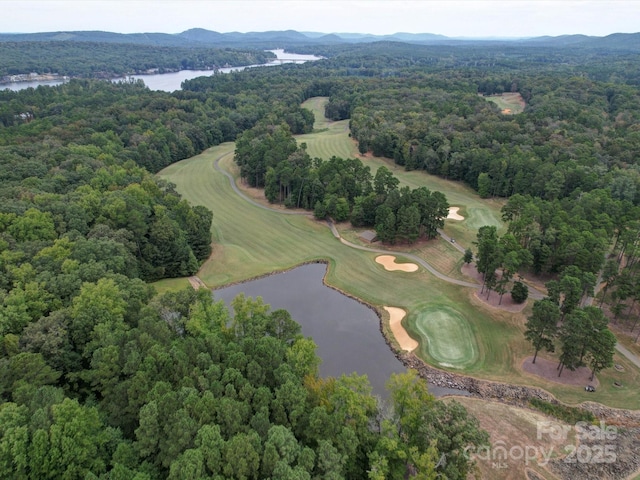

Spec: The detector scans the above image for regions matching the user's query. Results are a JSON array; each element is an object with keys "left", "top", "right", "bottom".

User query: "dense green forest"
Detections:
[
  {"left": 233, "top": 123, "right": 449, "bottom": 243},
  {"left": 3, "top": 39, "right": 640, "bottom": 478},
  {"left": 0, "top": 42, "right": 274, "bottom": 78}
]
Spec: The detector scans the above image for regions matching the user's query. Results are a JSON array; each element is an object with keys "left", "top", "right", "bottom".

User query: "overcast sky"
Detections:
[{"left": 2, "top": 0, "right": 639, "bottom": 38}]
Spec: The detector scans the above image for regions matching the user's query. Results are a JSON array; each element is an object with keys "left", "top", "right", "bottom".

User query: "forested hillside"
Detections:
[
  {"left": 0, "top": 65, "right": 488, "bottom": 477},
  {"left": 0, "top": 42, "right": 274, "bottom": 78},
  {"left": 2, "top": 39, "right": 640, "bottom": 478}
]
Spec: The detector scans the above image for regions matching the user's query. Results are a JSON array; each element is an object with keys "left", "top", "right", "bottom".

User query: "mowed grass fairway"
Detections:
[
  {"left": 156, "top": 99, "right": 640, "bottom": 409},
  {"left": 157, "top": 143, "right": 472, "bottom": 311},
  {"left": 298, "top": 97, "right": 506, "bottom": 248},
  {"left": 297, "top": 97, "right": 356, "bottom": 160},
  {"left": 408, "top": 304, "right": 478, "bottom": 369}
]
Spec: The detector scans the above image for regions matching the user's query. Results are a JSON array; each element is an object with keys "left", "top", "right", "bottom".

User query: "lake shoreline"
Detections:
[
  {"left": 3, "top": 49, "right": 323, "bottom": 92},
  {"left": 214, "top": 261, "right": 640, "bottom": 421}
]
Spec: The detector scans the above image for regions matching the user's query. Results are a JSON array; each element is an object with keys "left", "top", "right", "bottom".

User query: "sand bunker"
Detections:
[
  {"left": 447, "top": 207, "right": 464, "bottom": 220},
  {"left": 375, "top": 255, "right": 418, "bottom": 272},
  {"left": 384, "top": 306, "right": 418, "bottom": 352}
]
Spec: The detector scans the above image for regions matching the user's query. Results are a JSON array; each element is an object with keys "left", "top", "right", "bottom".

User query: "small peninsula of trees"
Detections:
[{"left": 235, "top": 123, "right": 449, "bottom": 244}]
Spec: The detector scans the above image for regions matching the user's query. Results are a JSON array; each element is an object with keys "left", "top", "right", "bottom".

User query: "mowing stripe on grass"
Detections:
[
  {"left": 410, "top": 305, "right": 478, "bottom": 369},
  {"left": 465, "top": 206, "right": 503, "bottom": 231}
]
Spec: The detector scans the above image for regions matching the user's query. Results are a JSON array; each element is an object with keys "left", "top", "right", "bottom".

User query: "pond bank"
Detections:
[{"left": 398, "top": 352, "right": 640, "bottom": 427}]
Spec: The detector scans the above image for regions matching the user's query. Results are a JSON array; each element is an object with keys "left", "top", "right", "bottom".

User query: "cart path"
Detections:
[
  {"left": 213, "top": 150, "right": 640, "bottom": 371},
  {"left": 325, "top": 220, "right": 480, "bottom": 288},
  {"left": 615, "top": 342, "right": 640, "bottom": 370},
  {"left": 583, "top": 258, "right": 640, "bottom": 371},
  {"left": 188, "top": 276, "right": 208, "bottom": 290},
  {"left": 213, "top": 153, "right": 547, "bottom": 297}
]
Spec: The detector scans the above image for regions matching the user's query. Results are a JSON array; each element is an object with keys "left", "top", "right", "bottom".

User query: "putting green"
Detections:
[{"left": 409, "top": 305, "right": 478, "bottom": 369}]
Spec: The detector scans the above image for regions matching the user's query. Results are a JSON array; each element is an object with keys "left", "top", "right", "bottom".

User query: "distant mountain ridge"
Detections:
[{"left": 0, "top": 28, "right": 638, "bottom": 50}]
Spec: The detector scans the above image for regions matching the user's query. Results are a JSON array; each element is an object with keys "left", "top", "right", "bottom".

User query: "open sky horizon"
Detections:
[{"left": 2, "top": 0, "right": 640, "bottom": 39}]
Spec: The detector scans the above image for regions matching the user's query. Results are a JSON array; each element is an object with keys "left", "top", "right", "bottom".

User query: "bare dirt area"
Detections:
[
  {"left": 522, "top": 356, "right": 599, "bottom": 388},
  {"left": 375, "top": 254, "right": 419, "bottom": 272},
  {"left": 457, "top": 396, "right": 640, "bottom": 480},
  {"left": 456, "top": 396, "right": 572, "bottom": 480},
  {"left": 384, "top": 306, "right": 418, "bottom": 352},
  {"left": 462, "top": 263, "right": 527, "bottom": 312}
]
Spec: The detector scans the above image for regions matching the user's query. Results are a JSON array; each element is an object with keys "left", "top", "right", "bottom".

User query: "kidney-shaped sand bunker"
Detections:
[{"left": 375, "top": 255, "right": 418, "bottom": 272}]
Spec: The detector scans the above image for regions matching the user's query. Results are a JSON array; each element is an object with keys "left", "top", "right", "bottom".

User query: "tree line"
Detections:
[
  {"left": 0, "top": 42, "right": 275, "bottom": 78},
  {"left": 0, "top": 286, "right": 487, "bottom": 479},
  {"left": 234, "top": 122, "right": 449, "bottom": 244}
]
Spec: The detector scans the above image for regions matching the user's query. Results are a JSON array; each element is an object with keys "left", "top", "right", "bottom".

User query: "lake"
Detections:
[
  {"left": 2, "top": 49, "right": 322, "bottom": 93},
  {"left": 213, "top": 262, "right": 468, "bottom": 398},
  {"left": 125, "top": 49, "right": 322, "bottom": 92},
  {"left": 1, "top": 79, "right": 66, "bottom": 91}
]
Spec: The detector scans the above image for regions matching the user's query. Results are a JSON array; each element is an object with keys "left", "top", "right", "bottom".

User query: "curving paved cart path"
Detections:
[
  {"left": 214, "top": 153, "right": 546, "bottom": 298},
  {"left": 214, "top": 151, "right": 640, "bottom": 386},
  {"left": 213, "top": 153, "right": 311, "bottom": 216},
  {"left": 325, "top": 220, "right": 480, "bottom": 288}
]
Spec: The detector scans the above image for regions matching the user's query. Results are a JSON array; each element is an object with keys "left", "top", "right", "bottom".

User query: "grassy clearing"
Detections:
[
  {"left": 408, "top": 304, "right": 478, "bottom": 369},
  {"left": 155, "top": 100, "right": 640, "bottom": 410},
  {"left": 480, "top": 92, "right": 526, "bottom": 115}
]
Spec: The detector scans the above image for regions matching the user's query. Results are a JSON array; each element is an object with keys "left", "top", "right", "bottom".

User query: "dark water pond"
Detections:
[{"left": 214, "top": 263, "right": 468, "bottom": 398}]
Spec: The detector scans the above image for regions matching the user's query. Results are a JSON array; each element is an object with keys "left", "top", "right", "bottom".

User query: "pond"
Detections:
[{"left": 214, "top": 262, "right": 469, "bottom": 398}]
